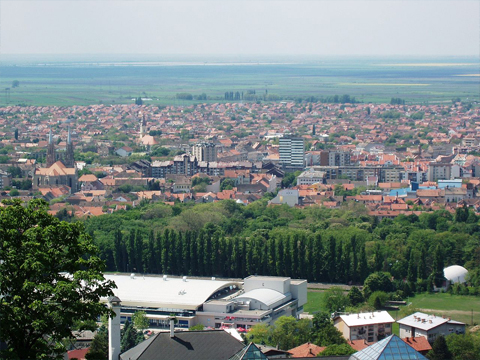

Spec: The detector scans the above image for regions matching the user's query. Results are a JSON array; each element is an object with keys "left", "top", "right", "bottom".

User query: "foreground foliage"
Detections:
[{"left": 0, "top": 200, "right": 116, "bottom": 360}]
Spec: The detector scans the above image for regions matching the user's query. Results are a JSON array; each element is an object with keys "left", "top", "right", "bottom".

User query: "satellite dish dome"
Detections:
[{"left": 444, "top": 265, "right": 468, "bottom": 284}]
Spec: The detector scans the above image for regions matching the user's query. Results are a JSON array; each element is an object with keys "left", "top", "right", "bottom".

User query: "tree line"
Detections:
[{"left": 83, "top": 199, "right": 480, "bottom": 291}]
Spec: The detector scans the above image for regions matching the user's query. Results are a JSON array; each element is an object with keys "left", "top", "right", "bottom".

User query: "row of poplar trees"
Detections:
[{"left": 111, "top": 226, "right": 371, "bottom": 283}]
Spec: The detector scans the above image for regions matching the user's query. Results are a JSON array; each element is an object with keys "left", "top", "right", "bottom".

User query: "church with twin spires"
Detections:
[{"left": 33, "top": 128, "right": 78, "bottom": 193}]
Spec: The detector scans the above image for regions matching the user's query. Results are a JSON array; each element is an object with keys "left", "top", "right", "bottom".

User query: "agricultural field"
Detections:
[{"left": 0, "top": 56, "right": 478, "bottom": 106}]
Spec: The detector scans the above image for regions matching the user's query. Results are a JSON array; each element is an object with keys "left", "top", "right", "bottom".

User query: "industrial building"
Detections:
[{"left": 102, "top": 274, "right": 307, "bottom": 330}]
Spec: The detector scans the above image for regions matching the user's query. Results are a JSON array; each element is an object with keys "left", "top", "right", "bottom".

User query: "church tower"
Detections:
[
  {"left": 46, "top": 128, "right": 56, "bottom": 167},
  {"left": 139, "top": 112, "right": 146, "bottom": 141},
  {"left": 64, "top": 127, "right": 75, "bottom": 168}
]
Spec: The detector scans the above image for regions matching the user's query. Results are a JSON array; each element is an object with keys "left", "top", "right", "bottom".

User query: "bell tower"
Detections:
[
  {"left": 46, "top": 128, "right": 56, "bottom": 167},
  {"left": 64, "top": 127, "right": 75, "bottom": 168}
]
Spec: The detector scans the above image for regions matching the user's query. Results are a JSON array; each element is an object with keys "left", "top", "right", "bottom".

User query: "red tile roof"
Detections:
[{"left": 288, "top": 342, "right": 326, "bottom": 358}]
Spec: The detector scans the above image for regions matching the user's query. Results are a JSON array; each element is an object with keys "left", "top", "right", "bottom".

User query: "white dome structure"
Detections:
[{"left": 444, "top": 265, "right": 468, "bottom": 284}]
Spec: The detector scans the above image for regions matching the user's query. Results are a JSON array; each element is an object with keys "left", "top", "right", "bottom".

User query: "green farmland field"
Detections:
[{"left": 0, "top": 56, "right": 478, "bottom": 106}]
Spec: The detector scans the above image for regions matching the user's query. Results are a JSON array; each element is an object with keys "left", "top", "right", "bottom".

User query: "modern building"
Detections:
[
  {"left": 349, "top": 335, "right": 427, "bottom": 360},
  {"left": 296, "top": 170, "right": 326, "bottom": 185},
  {"left": 0, "top": 169, "right": 11, "bottom": 189},
  {"left": 279, "top": 136, "right": 305, "bottom": 169},
  {"left": 311, "top": 165, "right": 403, "bottom": 183},
  {"left": 328, "top": 151, "right": 351, "bottom": 167},
  {"left": 102, "top": 274, "right": 307, "bottom": 330},
  {"left": 427, "top": 162, "right": 452, "bottom": 182},
  {"left": 192, "top": 142, "right": 218, "bottom": 162},
  {"left": 333, "top": 311, "right": 395, "bottom": 343},
  {"left": 397, "top": 312, "right": 465, "bottom": 343}
]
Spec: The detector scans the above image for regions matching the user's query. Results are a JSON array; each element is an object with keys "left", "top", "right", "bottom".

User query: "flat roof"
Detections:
[
  {"left": 244, "top": 275, "right": 290, "bottom": 282},
  {"left": 103, "top": 274, "right": 241, "bottom": 310},
  {"left": 397, "top": 312, "right": 449, "bottom": 331},
  {"left": 338, "top": 311, "right": 394, "bottom": 327}
]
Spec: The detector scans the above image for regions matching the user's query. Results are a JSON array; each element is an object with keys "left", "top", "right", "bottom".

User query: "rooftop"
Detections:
[
  {"left": 103, "top": 274, "right": 241, "bottom": 310},
  {"left": 396, "top": 312, "right": 450, "bottom": 331},
  {"left": 337, "top": 311, "right": 395, "bottom": 327}
]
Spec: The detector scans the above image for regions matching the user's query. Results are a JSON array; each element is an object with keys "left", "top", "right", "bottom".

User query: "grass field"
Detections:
[
  {"left": 0, "top": 57, "right": 478, "bottom": 106},
  {"left": 305, "top": 290, "right": 480, "bottom": 327},
  {"left": 304, "top": 290, "right": 327, "bottom": 314},
  {"left": 406, "top": 292, "right": 480, "bottom": 325}
]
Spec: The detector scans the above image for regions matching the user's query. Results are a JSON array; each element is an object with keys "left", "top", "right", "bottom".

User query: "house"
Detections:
[
  {"left": 287, "top": 342, "right": 326, "bottom": 357},
  {"left": 119, "top": 330, "right": 245, "bottom": 360},
  {"left": 269, "top": 189, "right": 301, "bottom": 207},
  {"left": 401, "top": 336, "right": 432, "bottom": 355},
  {"left": 397, "top": 312, "right": 465, "bottom": 343},
  {"left": 116, "top": 146, "right": 133, "bottom": 157},
  {"left": 333, "top": 311, "right": 395, "bottom": 343}
]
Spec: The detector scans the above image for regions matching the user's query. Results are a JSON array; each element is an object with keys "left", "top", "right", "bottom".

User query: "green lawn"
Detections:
[
  {"left": 304, "top": 290, "right": 326, "bottom": 314},
  {"left": 406, "top": 292, "right": 480, "bottom": 325}
]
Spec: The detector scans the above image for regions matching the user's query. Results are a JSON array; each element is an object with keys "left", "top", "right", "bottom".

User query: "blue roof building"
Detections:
[{"left": 349, "top": 334, "right": 427, "bottom": 360}]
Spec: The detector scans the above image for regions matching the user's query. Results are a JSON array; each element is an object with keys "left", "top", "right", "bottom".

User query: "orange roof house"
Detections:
[{"left": 287, "top": 342, "right": 326, "bottom": 358}]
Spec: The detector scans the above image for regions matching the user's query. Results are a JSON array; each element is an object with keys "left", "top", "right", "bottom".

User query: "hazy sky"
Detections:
[{"left": 1, "top": 0, "right": 479, "bottom": 57}]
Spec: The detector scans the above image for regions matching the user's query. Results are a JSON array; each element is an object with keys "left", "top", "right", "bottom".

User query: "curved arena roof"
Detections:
[
  {"left": 444, "top": 265, "right": 468, "bottom": 284},
  {"left": 234, "top": 288, "right": 287, "bottom": 307},
  {"left": 103, "top": 274, "right": 241, "bottom": 310}
]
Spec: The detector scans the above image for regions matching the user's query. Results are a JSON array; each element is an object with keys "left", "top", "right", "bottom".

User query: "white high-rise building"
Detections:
[
  {"left": 279, "top": 136, "right": 305, "bottom": 169},
  {"left": 192, "top": 142, "right": 217, "bottom": 162}
]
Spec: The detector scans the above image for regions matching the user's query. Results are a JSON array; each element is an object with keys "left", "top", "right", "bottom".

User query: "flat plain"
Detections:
[{"left": 0, "top": 57, "right": 478, "bottom": 106}]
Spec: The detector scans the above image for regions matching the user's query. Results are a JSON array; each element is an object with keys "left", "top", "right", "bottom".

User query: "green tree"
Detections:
[
  {"left": 189, "top": 324, "right": 205, "bottom": 331},
  {"left": 85, "top": 325, "right": 108, "bottom": 360},
  {"left": 9, "top": 189, "right": 19, "bottom": 197},
  {"left": 431, "top": 244, "right": 445, "bottom": 288},
  {"left": 445, "top": 333, "right": 480, "bottom": 360},
  {"left": 311, "top": 312, "right": 346, "bottom": 346},
  {"left": 319, "top": 343, "right": 356, "bottom": 356},
  {"left": 132, "top": 311, "right": 149, "bottom": 331},
  {"left": 363, "top": 272, "right": 393, "bottom": 299},
  {"left": 0, "top": 199, "right": 115, "bottom": 360},
  {"left": 135, "top": 97, "right": 143, "bottom": 105},
  {"left": 367, "top": 291, "right": 388, "bottom": 310},
  {"left": 271, "top": 316, "right": 310, "bottom": 350},
  {"left": 221, "top": 178, "right": 236, "bottom": 191},
  {"left": 121, "top": 320, "right": 143, "bottom": 353},
  {"left": 348, "top": 286, "right": 364, "bottom": 307},
  {"left": 244, "top": 323, "right": 272, "bottom": 345},
  {"left": 322, "top": 286, "right": 350, "bottom": 313},
  {"left": 427, "top": 336, "right": 452, "bottom": 360}
]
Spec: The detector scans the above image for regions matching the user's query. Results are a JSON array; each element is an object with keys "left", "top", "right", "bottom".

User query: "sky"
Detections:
[{"left": 0, "top": 0, "right": 479, "bottom": 57}]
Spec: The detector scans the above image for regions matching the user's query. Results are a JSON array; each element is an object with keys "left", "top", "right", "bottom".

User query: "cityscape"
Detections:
[{"left": 0, "top": 1, "right": 479, "bottom": 360}]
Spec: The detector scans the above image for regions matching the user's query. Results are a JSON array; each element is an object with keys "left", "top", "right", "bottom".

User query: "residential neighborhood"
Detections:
[{"left": 0, "top": 100, "right": 479, "bottom": 218}]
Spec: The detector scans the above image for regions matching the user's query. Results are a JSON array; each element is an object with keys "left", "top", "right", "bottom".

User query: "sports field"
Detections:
[{"left": 0, "top": 56, "right": 478, "bottom": 106}]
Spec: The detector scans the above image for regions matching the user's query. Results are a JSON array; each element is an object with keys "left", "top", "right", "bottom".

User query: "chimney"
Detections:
[
  {"left": 169, "top": 317, "right": 175, "bottom": 338},
  {"left": 108, "top": 296, "right": 122, "bottom": 360}
]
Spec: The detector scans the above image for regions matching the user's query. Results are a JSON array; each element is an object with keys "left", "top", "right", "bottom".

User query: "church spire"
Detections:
[
  {"left": 64, "top": 127, "right": 75, "bottom": 168},
  {"left": 46, "top": 127, "right": 55, "bottom": 167}
]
